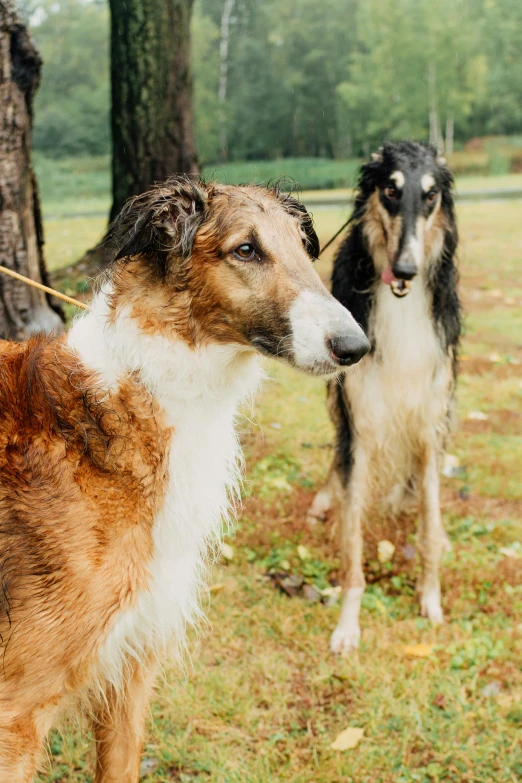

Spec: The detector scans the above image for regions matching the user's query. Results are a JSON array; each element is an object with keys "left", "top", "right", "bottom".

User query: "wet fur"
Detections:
[
  {"left": 0, "top": 177, "right": 357, "bottom": 781},
  {"left": 311, "top": 142, "right": 461, "bottom": 652}
]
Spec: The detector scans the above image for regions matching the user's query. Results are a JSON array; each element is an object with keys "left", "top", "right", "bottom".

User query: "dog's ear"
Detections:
[
  {"left": 104, "top": 176, "right": 209, "bottom": 275},
  {"left": 279, "top": 194, "right": 320, "bottom": 260}
]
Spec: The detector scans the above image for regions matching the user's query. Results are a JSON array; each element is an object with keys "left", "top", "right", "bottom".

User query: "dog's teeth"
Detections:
[{"left": 390, "top": 279, "right": 411, "bottom": 298}]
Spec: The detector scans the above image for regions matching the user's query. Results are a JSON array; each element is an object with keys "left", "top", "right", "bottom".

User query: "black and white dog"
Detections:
[{"left": 309, "top": 142, "right": 461, "bottom": 653}]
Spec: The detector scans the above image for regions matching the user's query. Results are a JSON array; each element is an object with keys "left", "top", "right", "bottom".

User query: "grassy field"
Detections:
[
  {"left": 40, "top": 202, "right": 522, "bottom": 782},
  {"left": 34, "top": 153, "right": 522, "bottom": 224}
]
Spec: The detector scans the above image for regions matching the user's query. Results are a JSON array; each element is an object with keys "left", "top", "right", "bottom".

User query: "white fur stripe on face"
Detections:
[
  {"left": 421, "top": 173, "right": 436, "bottom": 192},
  {"left": 390, "top": 171, "right": 405, "bottom": 189},
  {"left": 289, "top": 289, "right": 366, "bottom": 376}
]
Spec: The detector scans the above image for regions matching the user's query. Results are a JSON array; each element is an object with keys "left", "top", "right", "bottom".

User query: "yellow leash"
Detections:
[{"left": 0, "top": 264, "right": 90, "bottom": 311}]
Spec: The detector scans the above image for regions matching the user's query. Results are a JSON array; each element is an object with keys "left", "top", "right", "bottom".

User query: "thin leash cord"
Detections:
[
  {"left": 0, "top": 264, "right": 90, "bottom": 311},
  {"left": 318, "top": 216, "right": 351, "bottom": 257}
]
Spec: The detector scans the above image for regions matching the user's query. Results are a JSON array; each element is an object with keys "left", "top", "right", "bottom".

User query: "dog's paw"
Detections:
[
  {"left": 330, "top": 623, "right": 361, "bottom": 654},
  {"left": 419, "top": 589, "right": 444, "bottom": 624},
  {"left": 307, "top": 488, "right": 332, "bottom": 525}
]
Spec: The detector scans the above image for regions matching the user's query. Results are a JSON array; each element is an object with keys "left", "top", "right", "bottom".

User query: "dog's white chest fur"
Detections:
[
  {"left": 345, "top": 280, "right": 452, "bottom": 480},
  {"left": 68, "top": 300, "right": 262, "bottom": 684},
  {"left": 98, "top": 397, "right": 245, "bottom": 683}
]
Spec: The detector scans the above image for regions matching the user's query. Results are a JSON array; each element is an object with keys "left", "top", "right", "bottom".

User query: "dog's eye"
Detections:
[
  {"left": 234, "top": 243, "right": 259, "bottom": 261},
  {"left": 384, "top": 186, "right": 398, "bottom": 201},
  {"left": 426, "top": 189, "right": 438, "bottom": 204}
]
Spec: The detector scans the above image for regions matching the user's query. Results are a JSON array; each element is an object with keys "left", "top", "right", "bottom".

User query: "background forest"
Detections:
[{"left": 19, "top": 0, "right": 522, "bottom": 177}]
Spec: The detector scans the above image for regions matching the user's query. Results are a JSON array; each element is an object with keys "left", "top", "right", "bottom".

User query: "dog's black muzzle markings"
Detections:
[
  {"left": 393, "top": 258, "right": 417, "bottom": 281},
  {"left": 389, "top": 187, "right": 425, "bottom": 297}
]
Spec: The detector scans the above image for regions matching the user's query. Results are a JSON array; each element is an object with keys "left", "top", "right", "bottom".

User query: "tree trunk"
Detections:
[
  {"left": 445, "top": 115, "right": 454, "bottom": 157},
  {"left": 218, "top": 0, "right": 235, "bottom": 161},
  {"left": 109, "top": 0, "right": 199, "bottom": 222},
  {"left": 0, "top": 0, "right": 64, "bottom": 340},
  {"left": 428, "top": 62, "right": 442, "bottom": 151}
]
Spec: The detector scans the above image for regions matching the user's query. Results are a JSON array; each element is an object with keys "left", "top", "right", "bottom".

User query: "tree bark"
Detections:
[
  {"left": 0, "top": 0, "right": 64, "bottom": 340},
  {"left": 109, "top": 0, "right": 199, "bottom": 222}
]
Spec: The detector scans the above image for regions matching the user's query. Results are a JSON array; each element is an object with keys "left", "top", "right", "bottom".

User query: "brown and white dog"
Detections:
[{"left": 0, "top": 177, "right": 369, "bottom": 782}]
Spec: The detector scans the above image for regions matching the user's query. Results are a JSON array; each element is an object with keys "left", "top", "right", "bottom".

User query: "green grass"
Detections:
[
  {"left": 203, "top": 158, "right": 362, "bottom": 191},
  {"left": 33, "top": 153, "right": 522, "bottom": 227},
  {"left": 34, "top": 154, "right": 111, "bottom": 219},
  {"left": 39, "top": 200, "right": 522, "bottom": 781}
]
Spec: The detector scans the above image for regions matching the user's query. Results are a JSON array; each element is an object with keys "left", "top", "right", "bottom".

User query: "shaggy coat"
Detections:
[
  {"left": 0, "top": 177, "right": 370, "bottom": 781},
  {"left": 309, "top": 142, "right": 461, "bottom": 653}
]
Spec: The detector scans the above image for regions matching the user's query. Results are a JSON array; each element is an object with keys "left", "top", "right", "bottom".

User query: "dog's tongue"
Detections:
[{"left": 381, "top": 266, "right": 396, "bottom": 286}]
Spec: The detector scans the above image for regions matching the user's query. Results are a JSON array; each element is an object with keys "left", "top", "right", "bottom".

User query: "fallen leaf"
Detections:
[
  {"left": 266, "top": 572, "right": 304, "bottom": 597},
  {"left": 499, "top": 547, "right": 521, "bottom": 559},
  {"left": 432, "top": 693, "right": 446, "bottom": 709},
  {"left": 270, "top": 422, "right": 282, "bottom": 430},
  {"left": 442, "top": 454, "right": 464, "bottom": 478},
  {"left": 221, "top": 542, "right": 234, "bottom": 561},
  {"left": 270, "top": 476, "right": 293, "bottom": 492},
  {"left": 279, "top": 559, "right": 291, "bottom": 571},
  {"left": 488, "top": 288, "right": 503, "bottom": 298},
  {"left": 481, "top": 680, "right": 502, "bottom": 697},
  {"left": 209, "top": 582, "right": 226, "bottom": 593},
  {"left": 140, "top": 757, "right": 159, "bottom": 777},
  {"left": 320, "top": 585, "right": 342, "bottom": 597},
  {"left": 498, "top": 688, "right": 522, "bottom": 708},
  {"left": 377, "top": 539, "right": 395, "bottom": 564},
  {"left": 331, "top": 726, "right": 364, "bottom": 751},
  {"left": 401, "top": 643, "right": 435, "bottom": 658},
  {"left": 297, "top": 545, "right": 310, "bottom": 561},
  {"left": 488, "top": 352, "right": 502, "bottom": 363},
  {"left": 505, "top": 297, "right": 516, "bottom": 305},
  {"left": 467, "top": 410, "right": 488, "bottom": 421},
  {"left": 401, "top": 543, "right": 416, "bottom": 561},
  {"left": 302, "top": 583, "right": 322, "bottom": 603},
  {"left": 320, "top": 584, "right": 342, "bottom": 607}
]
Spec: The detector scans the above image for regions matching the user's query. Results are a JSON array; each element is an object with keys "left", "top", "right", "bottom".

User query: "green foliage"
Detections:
[
  {"left": 33, "top": 154, "right": 110, "bottom": 215},
  {"left": 202, "top": 157, "right": 361, "bottom": 190},
  {"left": 193, "top": 0, "right": 522, "bottom": 162},
  {"left": 25, "top": 0, "right": 522, "bottom": 165},
  {"left": 30, "top": 0, "right": 110, "bottom": 158}
]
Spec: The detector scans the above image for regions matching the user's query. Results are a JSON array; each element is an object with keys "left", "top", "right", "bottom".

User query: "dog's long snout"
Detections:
[
  {"left": 328, "top": 333, "right": 370, "bottom": 366},
  {"left": 289, "top": 290, "right": 370, "bottom": 376}
]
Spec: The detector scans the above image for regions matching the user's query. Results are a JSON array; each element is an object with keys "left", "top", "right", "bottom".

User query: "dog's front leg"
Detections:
[
  {"left": 416, "top": 446, "right": 449, "bottom": 623},
  {"left": 0, "top": 718, "right": 42, "bottom": 783},
  {"left": 330, "top": 447, "right": 369, "bottom": 654},
  {"left": 93, "top": 659, "right": 157, "bottom": 783}
]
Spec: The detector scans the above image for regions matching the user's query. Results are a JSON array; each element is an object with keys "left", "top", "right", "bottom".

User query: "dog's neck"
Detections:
[{"left": 68, "top": 284, "right": 263, "bottom": 411}]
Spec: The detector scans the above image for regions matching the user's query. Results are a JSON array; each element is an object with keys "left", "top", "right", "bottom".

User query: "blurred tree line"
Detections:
[{"left": 20, "top": 0, "right": 522, "bottom": 163}]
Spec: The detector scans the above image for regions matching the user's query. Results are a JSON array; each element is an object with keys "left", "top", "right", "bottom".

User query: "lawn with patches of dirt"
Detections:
[{"left": 42, "top": 202, "right": 522, "bottom": 783}]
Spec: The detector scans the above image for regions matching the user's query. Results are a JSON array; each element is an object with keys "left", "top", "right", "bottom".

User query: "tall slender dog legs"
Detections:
[
  {"left": 416, "top": 448, "right": 448, "bottom": 623},
  {"left": 93, "top": 661, "right": 157, "bottom": 783},
  {"left": 330, "top": 449, "right": 369, "bottom": 654}
]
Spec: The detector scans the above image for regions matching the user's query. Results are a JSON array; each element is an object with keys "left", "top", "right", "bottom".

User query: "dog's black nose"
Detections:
[
  {"left": 328, "top": 333, "right": 370, "bottom": 366},
  {"left": 393, "top": 260, "right": 417, "bottom": 280}
]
